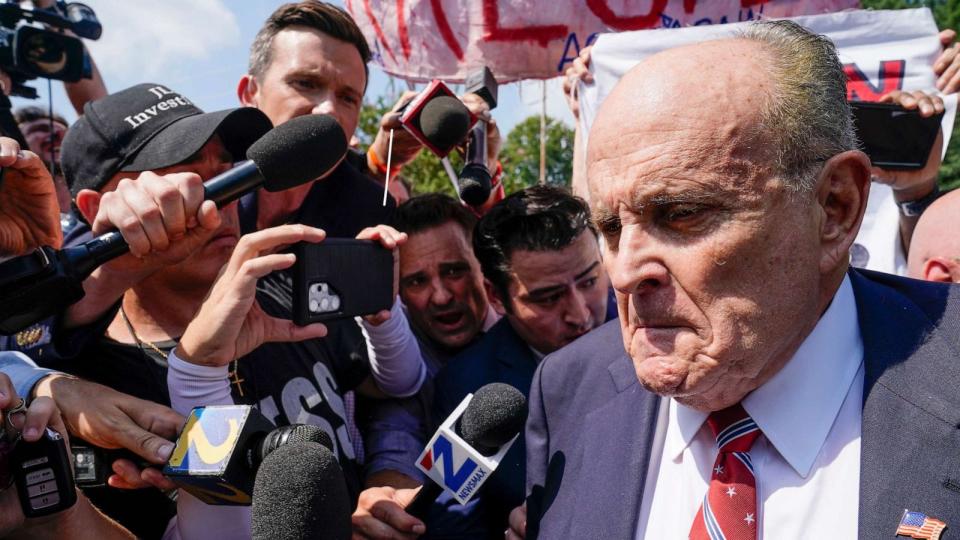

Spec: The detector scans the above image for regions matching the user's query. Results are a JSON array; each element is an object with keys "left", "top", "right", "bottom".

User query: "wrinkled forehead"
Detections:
[
  {"left": 587, "top": 39, "right": 776, "bottom": 200},
  {"left": 509, "top": 231, "right": 601, "bottom": 281}
]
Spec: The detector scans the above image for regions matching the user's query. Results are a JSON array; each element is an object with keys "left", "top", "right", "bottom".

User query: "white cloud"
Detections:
[{"left": 83, "top": 0, "right": 240, "bottom": 84}]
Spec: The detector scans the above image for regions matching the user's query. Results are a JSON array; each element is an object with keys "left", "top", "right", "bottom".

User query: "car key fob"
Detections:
[{"left": 12, "top": 428, "right": 77, "bottom": 517}]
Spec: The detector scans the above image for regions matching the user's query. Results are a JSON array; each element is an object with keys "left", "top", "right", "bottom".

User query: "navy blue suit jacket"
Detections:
[
  {"left": 525, "top": 269, "right": 960, "bottom": 539},
  {"left": 432, "top": 318, "right": 539, "bottom": 538}
]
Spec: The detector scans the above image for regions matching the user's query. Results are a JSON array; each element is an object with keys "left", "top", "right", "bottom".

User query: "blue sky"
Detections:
[{"left": 11, "top": 0, "right": 573, "bottom": 136}]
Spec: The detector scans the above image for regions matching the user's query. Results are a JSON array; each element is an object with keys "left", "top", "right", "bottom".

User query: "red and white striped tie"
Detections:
[{"left": 689, "top": 404, "right": 761, "bottom": 540}]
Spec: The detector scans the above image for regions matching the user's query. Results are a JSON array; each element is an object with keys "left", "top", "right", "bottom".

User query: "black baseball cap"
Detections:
[{"left": 63, "top": 83, "right": 273, "bottom": 196}]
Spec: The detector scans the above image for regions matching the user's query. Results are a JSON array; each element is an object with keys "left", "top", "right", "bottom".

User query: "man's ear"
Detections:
[
  {"left": 921, "top": 257, "right": 959, "bottom": 283},
  {"left": 237, "top": 74, "right": 258, "bottom": 107},
  {"left": 75, "top": 189, "right": 101, "bottom": 225},
  {"left": 814, "top": 150, "right": 871, "bottom": 275},
  {"left": 484, "top": 279, "right": 508, "bottom": 316}
]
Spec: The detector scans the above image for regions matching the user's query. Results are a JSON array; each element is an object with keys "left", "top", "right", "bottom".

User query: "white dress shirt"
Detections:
[{"left": 636, "top": 276, "right": 865, "bottom": 539}]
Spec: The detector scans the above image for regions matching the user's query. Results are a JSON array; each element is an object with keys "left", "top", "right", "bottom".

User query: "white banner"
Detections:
[
  {"left": 346, "top": 0, "right": 858, "bottom": 82},
  {"left": 581, "top": 8, "right": 957, "bottom": 150}
]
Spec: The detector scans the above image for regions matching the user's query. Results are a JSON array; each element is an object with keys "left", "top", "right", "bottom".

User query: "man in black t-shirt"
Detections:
[{"left": 45, "top": 82, "right": 411, "bottom": 538}]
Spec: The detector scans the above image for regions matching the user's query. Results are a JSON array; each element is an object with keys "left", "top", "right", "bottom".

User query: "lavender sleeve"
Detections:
[
  {"left": 358, "top": 298, "right": 426, "bottom": 398},
  {"left": 164, "top": 349, "right": 251, "bottom": 540}
]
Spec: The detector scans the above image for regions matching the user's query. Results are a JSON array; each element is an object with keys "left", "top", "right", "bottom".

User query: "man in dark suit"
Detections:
[
  {"left": 515, "top": 20, "right": 960, "bottom": 540},
  {"left": 432, "top": 185, "right": 610, "bottom": 537}
]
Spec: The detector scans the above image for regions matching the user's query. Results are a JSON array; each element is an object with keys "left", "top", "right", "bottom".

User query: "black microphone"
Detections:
[
  {"left": 458, "top": 67, "right": 499, "bottom": 207},
  {"left": 163, "top": 405, "right": 335, "bottom": 506},
  {"left": 418, "top": 95, "right": 472, "bottom": 156},
  {"left": 251, "top": 423, "right": 335, "bottom": 471},
  {"left": 0, "top": 114, "right": 347, "bottom": 334},
  {"left": 252, "top": 441, "right": 352, "bottom": 540},
  {"left": 405, "top": 382, "right": 527, "bottom": 520},
  {"left": 71, "top": 420, "right": 334, "bottom": 491},
  {"left": 71, "top": 114, "right": 347, "bottom": 275},
  {"left": 458, "top": 123, "right": 492, "bottom": 206}
]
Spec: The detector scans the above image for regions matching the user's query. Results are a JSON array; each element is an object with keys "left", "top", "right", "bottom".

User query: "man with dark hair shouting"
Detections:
[{"left": 357, "top": 187, "right": 611, "bottom": 538}]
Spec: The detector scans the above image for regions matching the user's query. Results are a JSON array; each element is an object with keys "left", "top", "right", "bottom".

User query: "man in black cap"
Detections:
[
  {"left": 36, "top": 82, "right": 421, "bottom": 538},
  {"left": 29, "top": 82, "right": 278, "bottom": 538}
]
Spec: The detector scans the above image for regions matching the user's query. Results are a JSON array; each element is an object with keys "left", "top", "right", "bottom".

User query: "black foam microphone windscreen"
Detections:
[
  {"left": 458, "top": 382, "right": 528, "bottom": 456},
  {"left": 418, "top": 95, "right": 471, "bottom": 152},
  {"left": 247, "top": 113, "right": 348, "bottom": 192},
  {"left": 457, "top": 161, "right": 492, "bottom": 207},
  {"left": 0, "top": 114, "right": 349, "bottom": 335},
  {"left": 252, "top": 442, "right": 351, "bottom": 540},
  {"left": 404, "top": 382, "right": 528, "bottom": 519},
  {"left": 254, "top": 424, "right": 334, "bottom": 469}
]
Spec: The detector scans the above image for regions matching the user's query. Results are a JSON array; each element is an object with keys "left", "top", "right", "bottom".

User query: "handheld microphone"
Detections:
[
  {"left": 458, "top": 67, "right": 499, "bottom": 207},
  {"left": 457, "top": 123, "right": 492, "bottom": 206},
  {"left": 70, "top": 114, "right": 347, "bottom": 274},
  {"left": 398, "top": 79, "right": 475, "bottom": 158},
  {"left": 0, "top": 114, "right": 347, "bottom": 334},
  {"left": 405, "top": 382, "right": 527, "bottom": 520},
  {"left": 162, "top": 405, "right": 335, "bottom": 506},
  {"left": 418, "top": 95, "right": 472, "bottom": 156},
  {"left": 252, "top": 441, "right": 352, "bottom": 540}
]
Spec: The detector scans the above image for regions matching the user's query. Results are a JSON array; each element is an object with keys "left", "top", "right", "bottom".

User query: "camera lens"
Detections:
[{"left": 21, "top": 31, "right": 69, "bottom": 77}]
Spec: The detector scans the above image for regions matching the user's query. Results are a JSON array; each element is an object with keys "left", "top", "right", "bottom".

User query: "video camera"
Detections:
[{"left": 0, "top": 0, "right": 101, "bottom": 99}]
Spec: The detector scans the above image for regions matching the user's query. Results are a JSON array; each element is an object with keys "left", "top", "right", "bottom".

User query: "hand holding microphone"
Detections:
[
  {"left": 456, "top": 67, "right": 501, "bottom": 209},
  {"left": 0, "top": 114, "right": 347, "bottom": 333},
  {"left": 160, "top": 405, "right": 335, "bottom": 505},
  {"left": 368, "top": 91, "right": 424, "bottom": 174},
  {"left": 406, "top": 382, "right": 526, "bottom": 518},
  {"left": 353, "top": 383, "right": 527, "bottom": 539}
]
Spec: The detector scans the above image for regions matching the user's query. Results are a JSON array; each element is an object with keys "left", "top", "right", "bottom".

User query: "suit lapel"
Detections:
[
  {"left": 494, "top": 323, "right": 539, "bottom": 391},
  {"left": 568, "top": 355, "right": 660, "bottom": 539},
  {"left": 851, "top": 271, "right": 960, "bottom": 539}
]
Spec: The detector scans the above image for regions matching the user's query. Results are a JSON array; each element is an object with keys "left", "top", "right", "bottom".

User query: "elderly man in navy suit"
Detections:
[{"left": 512, "top": 20, "right": 960, "bottom": 540}]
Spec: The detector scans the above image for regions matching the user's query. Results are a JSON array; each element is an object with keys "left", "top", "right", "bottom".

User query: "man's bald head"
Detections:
[
  {"left": 589, "top": 20, "right": 856, "bottom": 195},
  {"left": 908, "top": 189, "right": 960, "bottom": 282},
  {"left": 585, "top": 20, "right": 871, "bottom": 412}
]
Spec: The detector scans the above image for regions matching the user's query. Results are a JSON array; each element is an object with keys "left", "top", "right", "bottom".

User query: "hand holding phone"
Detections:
[
  {"left": 293, "top": 225, "right": 407, "bottom": 325},
  {"left": 176, "top": 224, "right": 330, "bottom": 368},
  {"left": 292, "top": 239, "right": 395, "bottom": 326},
  {"left": 851, "top": 99, "right": 944, "bottom": 171},
  {"left": 854, "top": 91, "right": 946, "bottom": 209}
]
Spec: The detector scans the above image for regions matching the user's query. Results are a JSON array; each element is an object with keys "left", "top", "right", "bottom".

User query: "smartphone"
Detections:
[
  {"left": 850, "top": 100, "right": 943, "bottom": 170},
  {"left": 291, "top": 239, "right": 394, "bottom": 325}
]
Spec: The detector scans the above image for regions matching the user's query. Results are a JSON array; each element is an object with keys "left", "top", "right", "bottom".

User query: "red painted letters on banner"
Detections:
[{"left": 348, "top": 0, "right": 858, "bottom": 82}]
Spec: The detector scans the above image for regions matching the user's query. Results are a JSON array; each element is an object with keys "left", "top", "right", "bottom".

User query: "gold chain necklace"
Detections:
[
  {"left": 119, "top": 305, "right": 172, "bottom": 359},
  {"left": 119, "top": 306, "right": 245, "bottom": 396}
]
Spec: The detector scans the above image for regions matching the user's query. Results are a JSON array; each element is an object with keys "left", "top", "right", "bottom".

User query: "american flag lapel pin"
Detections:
[{"left": 896, "top": 509, "right": 947, "bottom": 540}]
